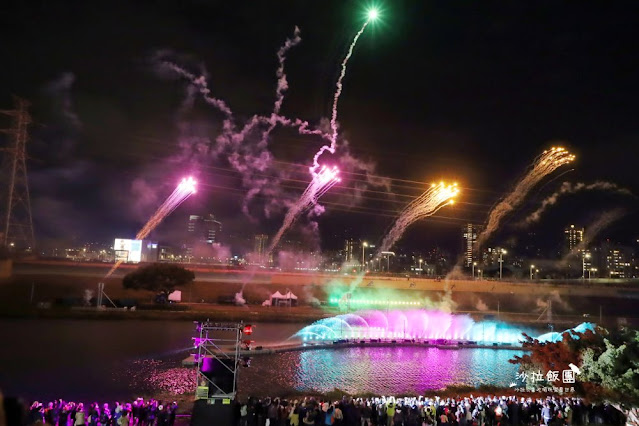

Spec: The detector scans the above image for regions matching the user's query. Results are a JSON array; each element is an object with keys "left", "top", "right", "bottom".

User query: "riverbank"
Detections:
[
  {"left": 0, "top": 304, "right": 333, "bottom": 323},
  {"left": 6, "top": 265, "right": 639, "bottom": 326},
  {"left": 0, "top": 302, "right": 607, "bottom": 330}
]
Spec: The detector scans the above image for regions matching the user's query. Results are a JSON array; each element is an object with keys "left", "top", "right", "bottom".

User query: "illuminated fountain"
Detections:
[{"left": 294, "top": 310, "right": 594, "bottom": 346}]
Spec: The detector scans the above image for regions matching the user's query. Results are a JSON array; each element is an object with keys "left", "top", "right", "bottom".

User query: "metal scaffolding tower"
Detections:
[
  {"left": 0, "top": 97, "right": 35, "bottom": 250},
  {"left": 192, "top": 321, "right": 246, "bottom": 401}
]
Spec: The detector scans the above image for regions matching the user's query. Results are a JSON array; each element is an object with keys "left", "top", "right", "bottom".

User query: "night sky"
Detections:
[{"left": 0, "top": 0, "right": 637, "bottom": 256}]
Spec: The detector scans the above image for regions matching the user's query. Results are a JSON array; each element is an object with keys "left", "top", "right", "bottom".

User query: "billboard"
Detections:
[{"left": 114, "top": 238, "right": 143, "bottom": 263}]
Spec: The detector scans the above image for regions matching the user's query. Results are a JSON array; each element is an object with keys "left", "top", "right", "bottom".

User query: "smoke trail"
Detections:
[
  {"left": 376, "top": 182, "right": 459, "bottom": 254},
  {"left": 549, "top": 208, "right": 628, "bottom": 272},
  {"left": 313, "top": 21, "right": 370, "bottom": 175},
  {"left": 535, "top": 290, "right": 573, "bottom": 314},
  {"left": 154, "top": 44, "right": 326, "bottom": 147},
  {"left": 267, "top": 19, "right": 377, "bottom": 251},
  {"left": 154, "top": 33, "right": 329, "bottom": 220},
  {"left": 422, "top": 284, "right": 458, "bottom": 313},
  {"left": 274, "top": 26, "right": 301, "bottom": 115},
  {"left": 475, "top": 147, "right": 575, "bottom": 250},
  {"left": 573, "top": 208, "right": 627, "bottom": 254},
  {"left": 337, "top": 139, "right": 393, "bottom": 206},
  {"left": 44, "top": 72, "right": 82, "bottom": 131},
  {"left": 475, "top": 298, "right": 489, "bottom": 312},
  {"left": 155, "top": 21, "right": 377, "bottom": 238},
  {"left": 521, "top": 181, "right": 633, "bottom": 226}
]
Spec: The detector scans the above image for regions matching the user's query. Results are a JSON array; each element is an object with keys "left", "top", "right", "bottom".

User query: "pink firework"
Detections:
[
  {"left": 104, "top": 176, "right": 197, "bottom": 278},
  {"left": 178, "top": 176, "right": 197, "bottom": 194}
]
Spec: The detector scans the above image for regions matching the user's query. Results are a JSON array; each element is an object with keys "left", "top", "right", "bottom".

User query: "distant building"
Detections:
[
  {"left": 424, "top": 247, "right": 451, "bottom": 276},
  {"left": 254, "top": 234, "right": 268, "bottom": 265},
  {"left": 185, "top": 214, "right": 222, "bottom": 256},
  {"left": 113, "top": 238, "right": 157, "bottom": 263},
  {"left": 462, "top": 223, "right": 481, "bottom": 267},
  {"left": 482, "top": 247, "right": 506, "bottom": 267},
  {"left": 565, "top": 225, "right": 584, "bottom": 253},
  {"left": 344, "top": 238, "right": 354, "bottom": 263},
  {"left": 601, "top": 241, "right": 633, "bottom": 278}
]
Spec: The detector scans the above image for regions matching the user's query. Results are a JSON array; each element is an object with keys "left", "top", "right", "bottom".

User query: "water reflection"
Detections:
[{"left": 238, "top": 347, "right": 523, "bottom": 397}]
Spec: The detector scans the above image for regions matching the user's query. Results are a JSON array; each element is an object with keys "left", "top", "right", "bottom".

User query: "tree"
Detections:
[
  {"left": 122, "top": 263, "right": 195, "bottom": 298},
  {"left": 510, "top": 328, "right": 603, "bottom": 377},
  {"left": 580, "top": 329, "right": 639, "bottom": 421},
  {"left": 510, "top": 327, "right": 639, "bottom": 424}
]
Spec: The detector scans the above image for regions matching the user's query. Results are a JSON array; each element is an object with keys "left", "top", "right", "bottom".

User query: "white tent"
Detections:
[
  {"left": 262, "top": 291, "right": 283, "bottom": 306},
  {"left": 168, "top": 290, "right": 182, "bottom": 302},
  {"left": 265, "top": 291, "right": 299, "bottom": 307}
]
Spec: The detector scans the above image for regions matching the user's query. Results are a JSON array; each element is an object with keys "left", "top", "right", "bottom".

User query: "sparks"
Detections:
[
  {"left": 268, "top": 166, "right": 341, "bottom": 253},
  {"left": 104, "top": 177, "right": 197, "bottom": 278},
  {"left": 475, "top": 147, "right": 574, "bottom": 250},
  {"left": 377, "top": 182, "right": 460, "bottom": 253}
]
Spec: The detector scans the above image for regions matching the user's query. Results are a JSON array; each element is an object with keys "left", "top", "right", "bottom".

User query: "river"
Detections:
[{"left": 0, "top": 319, "right": 523, "bottom": 402}]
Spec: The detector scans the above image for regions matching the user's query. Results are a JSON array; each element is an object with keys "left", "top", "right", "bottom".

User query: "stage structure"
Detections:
[{"left": 192, "top": 320, "right": 252, "bottom": 401}]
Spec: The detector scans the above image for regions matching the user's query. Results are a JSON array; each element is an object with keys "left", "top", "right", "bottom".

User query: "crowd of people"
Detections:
[
  {"left": 24, "top": 398, "right": 178, "bottom": 426},
  {"left": 14, "top": 394, "right": 627, "bottom": 426},
  {"left": 236, "top": 395, "right": 625, "bottom": 426}
]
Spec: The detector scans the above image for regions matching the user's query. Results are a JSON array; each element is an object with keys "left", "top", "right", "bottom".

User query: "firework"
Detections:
[
  {"left": 475, "top": 147, "right": 575, "bottom": 250},
  {"left": 158, "top": 16, "right": 376, "bottom": 250},
  {"left": 267, "top": 13, "right": 377, "bottom": 252},
  {"left": 104, "top": 177, "right": 197, "bottom": 278},
  {"left": 311, "top": 11, "right": 377, "bottom": 175},
  {"left": 268, "top": 166, "right": 341, "bottom": 253},
  {"left": 377, "top": 182, "right": 459, "bottom": 254}
]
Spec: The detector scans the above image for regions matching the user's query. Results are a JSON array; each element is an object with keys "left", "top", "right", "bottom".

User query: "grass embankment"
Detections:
[
  {"left": 0, "top": 274, "right": 618, "bottom": 327},
  {"left": 0, "top": 274, "right": 337, "bottom": 322}
]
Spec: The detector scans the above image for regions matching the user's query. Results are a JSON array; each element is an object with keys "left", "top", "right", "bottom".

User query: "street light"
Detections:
[
  {"left": 419, "top": 258, "right": 423, "bottom": 275},
  {"left": 472, "top": 262, "right": 477, "bottom": 280},
  {"left": 381, "top": 251, "right": 395, "bottom": 273},
  {"left": 582, "top": 252, "right": 591, "bottom": 280},
  {"left": 361, "top": 241, "right": 368, "bottom": 272},
  {"left": 498, "top": 249, "right": 507, "bottom": 280},
  {"left": 530, "top": 264, "right": 535, "bottom": 280},
  {"left": 588, "top": 267, "right": 597, "bottom": 280}
]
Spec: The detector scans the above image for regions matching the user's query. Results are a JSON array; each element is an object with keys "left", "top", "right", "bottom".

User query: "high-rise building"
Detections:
[
  {"left": 462, "top": 223, "right": 480, "bottom": 267},
  {"left": 601, "top": 242, "right": 632, "bottom": 278},
  {"left": 186, "top": 214, "right": 222, "bottom": 256},
  {"left": 564, "top": 225, "right": 584, "bottom": 252},
  {"left": 344, "top": 238, "right": 354, "bottom": 263},
  {"left": 254, "top": 234, "right": 268, "bottom": 264}
]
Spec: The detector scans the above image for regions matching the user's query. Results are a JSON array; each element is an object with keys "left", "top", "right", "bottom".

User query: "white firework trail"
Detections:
[{"left": 312, "top": 20, "right": 370, "bottom": 176}]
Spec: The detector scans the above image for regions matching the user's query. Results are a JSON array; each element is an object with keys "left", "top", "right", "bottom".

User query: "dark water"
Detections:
[{"left": 0, "top": 319, "right": 523, "bottom": 402}]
